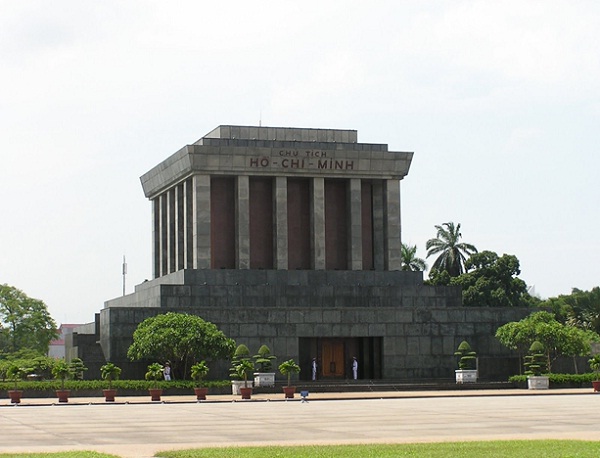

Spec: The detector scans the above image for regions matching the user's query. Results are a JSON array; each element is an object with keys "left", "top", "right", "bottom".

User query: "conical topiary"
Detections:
[
  {"left": 454, "top": 340, "right": 477, "bottom": 370},
  {"left": 524, "top": 341, "right": 548, "bottom": 376}
]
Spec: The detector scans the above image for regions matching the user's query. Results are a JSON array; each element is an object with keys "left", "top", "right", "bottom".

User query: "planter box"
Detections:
[
  {"left": 253, "top": 372, "right": 275, "bottom": 387},
  {"left": 455, "top": 369, "right": 478, "bottom": 384},
  {"left": 283, "top": 386, "right": 296, "bottom": 399},
  {"left": 231, "top": 380, "right": 252, "bottom": 395},
  {"left": 148, "top": 388, "right": 163, "bottom": 401},
  {"left": 194, "top": 387, "right": 208, "bottom": 400},
  {"left": 56, "top": 389, "right": 71, "bottom": 403},
  {"left": 8, "top": 390, "right": 23, "bottom": 404},
  {"left": 103, "top": 389, "right": 117, "bottom": 402},
  {"left": 527, "top": 376, "right": 549, "bottom": 390}
]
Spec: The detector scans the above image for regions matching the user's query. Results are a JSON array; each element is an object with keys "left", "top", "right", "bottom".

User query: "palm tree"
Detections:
[
  {"left": 401, "top": 243, "right": 427, "bottom": 271},
  {"left": 426, "top": 222, "right": 477, "bottom": 276}
]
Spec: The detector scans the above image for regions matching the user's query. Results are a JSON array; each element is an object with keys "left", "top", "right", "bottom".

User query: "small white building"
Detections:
[{"left": 48, "top": 324, "right": 82, "bottom": 359}]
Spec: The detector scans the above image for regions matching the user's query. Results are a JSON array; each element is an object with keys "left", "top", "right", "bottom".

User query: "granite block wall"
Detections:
[{"left": 79, "top": 269, "right": 533, "bottom": 381}]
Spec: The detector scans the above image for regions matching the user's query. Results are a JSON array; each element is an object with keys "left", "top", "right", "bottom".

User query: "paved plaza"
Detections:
[{"left": 1, "top": 389, "right": 599, "bottom": 457}]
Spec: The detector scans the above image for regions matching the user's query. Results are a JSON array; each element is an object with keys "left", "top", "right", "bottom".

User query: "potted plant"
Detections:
[
  {"left": 454, "top": 340, "right": 478, "bottom": 383},
  {"left": 278, "top": 359, "right": 301, "bottom": 399},
  {"left": 100, "top": 362, "right": 122, "bottom": 402},
  {"left": 588, "top": 354, "right": 600, "bottom": 392},
  {"left": 52, "top": 359, "right": 73, "bottom": 402},
  {"left": 231, "top": 359, "right": 254, "bottom": 399},
  {"left": 230, "top": 344, "right": 251, "bottom": 395},
  {"left": 145, "top": 362, "right": 164, "bottom": 401},
  {"left": 253, "top": 344, "right": 277, "bottom": 388},
  {"left": 190, "top": 361, "right": 210, "bottom": 400},
  {"left": 6, "top": 364, "right": 28, "bottom": 404},
  {"left": 524, "top": 340, "right": 549, "bottom": 390}
]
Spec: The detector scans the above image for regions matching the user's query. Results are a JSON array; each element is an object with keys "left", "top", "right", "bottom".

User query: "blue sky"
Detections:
[{"left": 1, "top": 1, "right": 599, "bottom": 323}]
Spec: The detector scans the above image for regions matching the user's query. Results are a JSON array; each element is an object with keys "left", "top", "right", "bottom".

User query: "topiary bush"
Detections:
[
  {"left": 524, "top": 341, "right": 548, "bottom": 376},
  {"left": 253, "top": 345, "right": 277, "bottom": 372},
  {"left": 454, "top": 340, "right": 477, "bottom": 370}
]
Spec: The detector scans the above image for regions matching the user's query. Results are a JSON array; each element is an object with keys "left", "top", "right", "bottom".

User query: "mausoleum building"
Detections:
[{"left": 70, "top": 126, "right": 529, "bottom": 380}]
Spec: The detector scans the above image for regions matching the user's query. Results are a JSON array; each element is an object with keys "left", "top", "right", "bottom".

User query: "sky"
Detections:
[{"left": 1, "top": 1, "right": 599, "bottom": 324}]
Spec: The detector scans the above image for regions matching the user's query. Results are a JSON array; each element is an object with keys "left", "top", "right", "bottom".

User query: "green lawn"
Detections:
[
  {"left": 1, "top": 441, "right": 599, "bottom": 458},
  {"left": 156, "top": 440, "right": 600, "bottom": 458}
]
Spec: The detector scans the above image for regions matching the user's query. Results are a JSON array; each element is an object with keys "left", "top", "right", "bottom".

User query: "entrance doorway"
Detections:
[
  {"left": 321, "top": 338, "right": 345, "bottom": 377},
  {"left": 299, "top": 336, "right": 382, "bottom": 380}
]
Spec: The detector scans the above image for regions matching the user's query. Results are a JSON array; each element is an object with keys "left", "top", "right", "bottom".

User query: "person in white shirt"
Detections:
[
  {"left": 311, "top": 358, "right": 317, "bottom": 381},
  {"left": 352, "top": 357, "right": 358, "bottom": 380},
  {"left": 163, "top": 362, "right": 171, "bottom": 381}
]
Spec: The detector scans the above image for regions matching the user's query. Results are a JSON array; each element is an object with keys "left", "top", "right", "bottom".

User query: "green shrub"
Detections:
[
  {"left": 0, "top": 379, "right": 231, "bottom": 392},
  {"left": 524, "top": 341, "right": 548, "bottom": 376},
  {"left": 69, "top": 358, "right": 88, "bottom": 380},
  {"left": 190, "top": 361, "right": 209, "bottom": 387},
  {"left": 253, "top": 345, "right": 276, "bottom": 372},
  {"left": 508, "top": 373, "right": 597, "bottom": 385},
  {"left": 454, "top": 340, "right": 477, "bottom": 370}
]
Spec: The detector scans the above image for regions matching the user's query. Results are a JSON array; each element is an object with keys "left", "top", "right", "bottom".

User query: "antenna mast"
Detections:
[{"left": 122, "top": 255, "right": 127, "bottom": 296}]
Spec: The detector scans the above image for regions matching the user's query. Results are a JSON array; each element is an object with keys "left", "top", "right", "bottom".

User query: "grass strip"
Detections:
[{"left": 156, "top": 440, "right": 600, "bottom": 458}]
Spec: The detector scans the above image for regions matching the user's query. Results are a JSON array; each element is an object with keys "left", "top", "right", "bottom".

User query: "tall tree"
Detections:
[
  {"left": 495, "top": 311, "right": 598, "bottom": 373},
  {"left": 0, "top": 284, "right": 58, "bottom": 354},
  {"left": 127, "top": 312, "right": 235, "bottom": 379},
  {"left": 455, "top": 251, "right": 537, "bottom": 307},
  {"left": 426, "top": 222, "right": 477, "bottom": 276},
  {"left": 401, "top": 243, "right": 427, "bottom": 272},
  {"left": 556, "top": 288, "right": 600, "bottom": 334}
]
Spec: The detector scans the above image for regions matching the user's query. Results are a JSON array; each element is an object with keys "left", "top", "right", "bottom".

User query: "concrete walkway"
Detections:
[{"left": 1, "top": 388, "right": 598, "bottom": 457}]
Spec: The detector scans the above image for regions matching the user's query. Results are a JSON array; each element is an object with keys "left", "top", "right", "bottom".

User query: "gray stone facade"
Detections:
[{"left": 90, "top": 269, "right": 528, "bottom": 380}]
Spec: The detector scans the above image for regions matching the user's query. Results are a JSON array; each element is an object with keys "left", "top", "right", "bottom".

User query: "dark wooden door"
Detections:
[{"left": 322, "top": 339, "right": 345, "bottom": 378}]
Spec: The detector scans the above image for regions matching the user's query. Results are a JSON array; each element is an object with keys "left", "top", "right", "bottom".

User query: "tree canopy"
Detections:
[
  {"left": 401, "top": 243, "right": 427, "bottom": 272},
  {"left": 427, "top": 251, "right": 538, "bottom": 307},
  {"left": 495, "top": 311, "right": 598, "bottom": 373},
  {"left": 127, "top": 312, "right": 235, "bottom": 380},
  {"left": 0, "top": 284, "right": 58, "bottom": 355},
  {"left": 426, "top": 222, "right": 477, "bottom": 277},
  {"left": 540, "top": 287, "right": 600, "bottom": 334},
  {"left": 455, "top": 251, "right": 538, "bottom": 307}
]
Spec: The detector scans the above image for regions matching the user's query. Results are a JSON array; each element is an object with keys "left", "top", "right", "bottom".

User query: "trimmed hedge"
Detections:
[
  {"left": 508, "top": 373, "right": 598, "bottom": 385},
  {"left": 0, "top": 379, "right": 231, "bottom": 392}
]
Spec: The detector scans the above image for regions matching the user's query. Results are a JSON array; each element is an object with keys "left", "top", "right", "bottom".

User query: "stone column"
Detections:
[
  {"left": 236, "top": 175, "right": 250, "bottom": 269},
  {"left": 192, "top": 174, "right": 211, "bottom": 269},
  {"left": 311, "top": 177, "right": 326, "bottom": 270},
  {"left": 183, "top": 178, "right": 193, "bottom": 269},
  {"left": 384, "top": 179, "right": 402, "bottom": 271},
  {"left": 167, "top": 188, "right": 177, "bottom": 273},
  {"left": 160, "top": 193, "right": 168, "bottom": 276},
  {"left": 348, "top": 178, "right": 363, "bottom": 270},
  {"left": 175, "top": 184, "right": 185, "bottom": 271},
  {"left": 152, "top": 198, "right": 160, "bottom": 278},
  {"left": 274, "top": 176, "right": 288, "bottom": 269},
  {"left": 372, "top": 180, "right": 385, "bottom": 271}
]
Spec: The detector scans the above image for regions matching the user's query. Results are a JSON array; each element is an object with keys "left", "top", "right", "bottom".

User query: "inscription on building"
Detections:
[{"left": 249, "top": 150, "right": 355, "bottom": 171}]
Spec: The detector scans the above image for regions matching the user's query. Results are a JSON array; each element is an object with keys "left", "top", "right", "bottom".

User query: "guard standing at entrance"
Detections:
[
  {"left": 311, "top": 358, "right": 317, "bottom": 381},
  {"left": 352, "top": 357, "right": 358, "bottom": 380}
]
